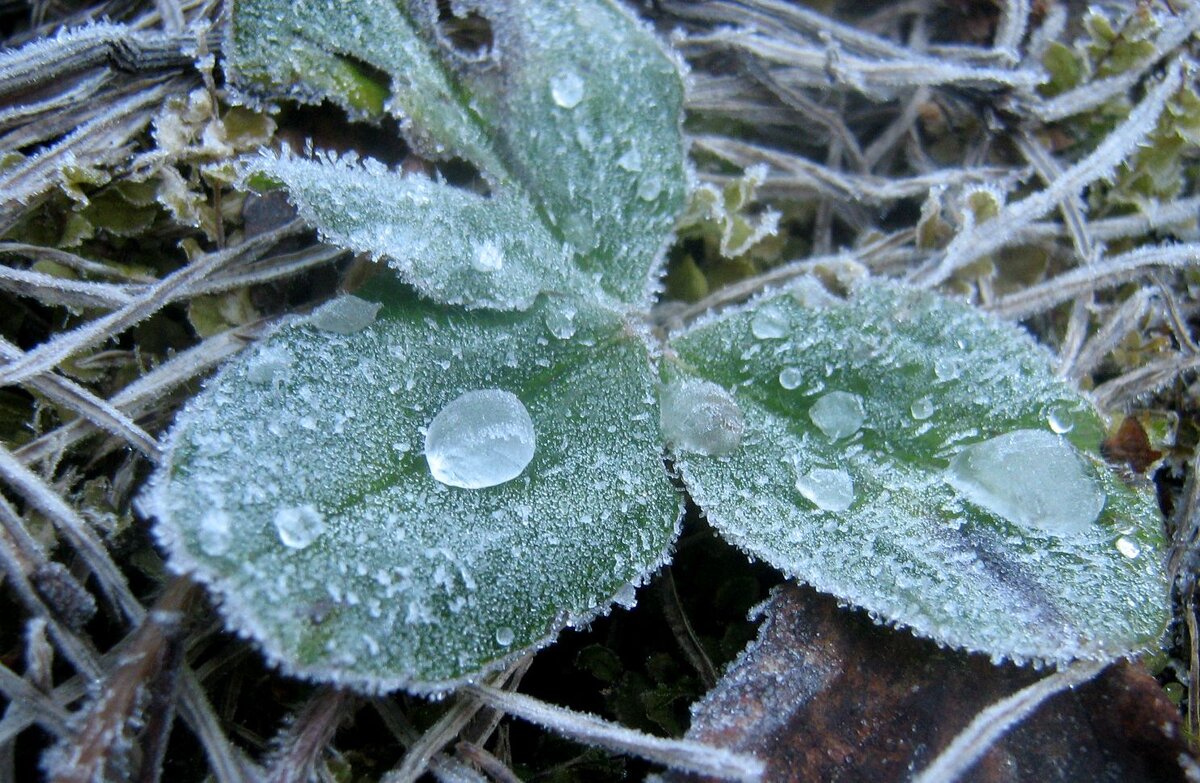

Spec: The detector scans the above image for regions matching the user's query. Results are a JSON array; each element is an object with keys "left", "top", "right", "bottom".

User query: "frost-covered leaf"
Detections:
[
  {"left": 142, "top": 280, "right": 678, "bottom": 690},
  {"left": 665, "top": 278, "right": 1167, "bottom": 663},
  {"left": 230, "top": 0, "right": 686, "bottom": 308},
  {"left": 256, "top": 151, "right": 578, "bottom": 310}
]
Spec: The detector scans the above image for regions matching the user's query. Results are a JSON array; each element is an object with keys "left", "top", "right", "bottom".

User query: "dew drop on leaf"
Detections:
[
  {"left": 274, "top": 505, "right": 326, "bottom": 549},
  {"left": 245, "top": 346, "right": 294, "bottom": 385},
  {"left": 1045, "top": 403, "right": 1074, "bottom": 434},
  {"left": 636, "top": 175, "right": 663, "bottom": 202},
  {"left": 910, "top": 396, "right": 935, "bottom": 420},
  {"left": 617, "top": 147, "right": 642, "bottom": 172},
  {"left": 424, "top": 389, "right": 536, "bottom": 489},
  {"left": 933, "top": 356, "right": 960, "bottom": 382},
  {"left": 495, "top": 626, "right": 515, "bottom": 647},
  {"left": 660, "top": 379, "right": 744, "bottom": 457},
  {"left": 1116, "top": 536, "right": 1141, "bottom": 559},
  {"left": 750, "top": 305, "right": 789, "bottom": 339},
  {"left": 545, "top": 303, "right": 577, "bottom": 340},
  {"left": 779, "top": 367, "right": 803, "bottom": 390},
  {"left": 310, "top": 295, "right": 382, "bottom": 335},
  {"left": 550, "top": 70, "right": 584, "bottom": 108},
  {"left": 809, "top": 391, "right": 865, "bottom": 440},
  {"left": 945, "top": 429, "right": 1105, "bottom": 536},
  {"left": 794, "top": 467, "right": 854, "bottom": 512}
]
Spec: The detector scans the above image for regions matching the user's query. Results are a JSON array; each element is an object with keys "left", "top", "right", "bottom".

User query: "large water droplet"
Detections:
[
  {"left": 945, "top": 429, "right": 1105, "bottom": 536},
  {"left": 794, "top": 467, "right": 855, "bottom": 512},
  {"left": 660, "top": 379, "right": 744, "bottom": 456},
  {"left": 274, "top": 505, "right": 326, "bottom": 549},
  {"left": 472, "top": 239, "right": 504, "bottom": 272},
  {"left": 911, "top": 396, "right": 935, "bottom": 420},
  {"left": 809, "top": 391, "right": 865, "bottom": 440},
  {"left": 779, "top": 367, "right": 803, "bottom": 390},
  {"left": 750, "top": 306, "right": 789, "bottom": 339},
  {"left": 198, "top": 509, "right": 232, "bottom": 555},
  {"left": 425, "top": 390, "right": 536, "bottom": 489},
  {"left": 550, "top": 70, "right": 584, "bottom": 108},
  {"left": 310, "top": 295, "right": 381, "bottom": 335}
]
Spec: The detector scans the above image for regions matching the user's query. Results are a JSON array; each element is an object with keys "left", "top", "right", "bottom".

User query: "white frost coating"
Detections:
[
  {"left": 274, "top": 505, "right": 326, "bottom": 549},
  {"left": 750, "top": 305, "right": 789, "bottom": 339},
  {"left": 424, "top": 390, "right": 536, "bottom": 490},
  {"left": 310, "top": 295, "right": 382, "bottom": 335},
  {"left": 660, "top": 379, "right": 744, "bottom": 457},
  {"left": 550, "top": 70, "right": 584, "bottom": 108},
  {"left": 472, "top": 239, "right": 504, "bottom": 272},
  {"left": 794, "top": 467, "right": 854, "bottom": 512},
  {"left": 946, "top": 430, "right": 1105, "bottom": 536},
  {"left": 198, "top": 509, "right": 233, "bottom": 555},
  {"left": 809, "top": 391, "right": 865, "bottom": 440}
]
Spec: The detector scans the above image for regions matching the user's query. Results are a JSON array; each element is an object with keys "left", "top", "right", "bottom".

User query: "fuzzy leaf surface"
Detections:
[
  {"left": 666, "top": 279, "right": 1167, "bottom": 663},
  {"left": 230, "top": 0, "right": 686, "bottom": 308},
  {"left": 144, "top": 280, "right": 679, "bottom": 690}
]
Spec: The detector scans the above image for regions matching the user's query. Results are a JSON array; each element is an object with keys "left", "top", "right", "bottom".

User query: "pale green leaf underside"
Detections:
[
  {"left": 259, "top": 152, "right": 578, "bottom": 310},
  {"left": 231, "top": 0, "right": 686, "bottom": 308},
  {"left": 145, "top": 280, "right": 679, "bottom": 690},
  {"left": 669, "top": 280, "right": 1167, "bottom": 663}
]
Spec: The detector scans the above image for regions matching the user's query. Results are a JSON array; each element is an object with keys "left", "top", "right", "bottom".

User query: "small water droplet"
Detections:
[
  {"left": 550, "top": 70, "right": 584, "bottom": 108},
  {"left": 472, "top": 239, "right": 504, "bottom": 272},
  {"left": 495, "top": 626, "right": 515, "bottom": 646},
  {"left": 660, "top": 379, "right": 744, "bottom": 456},
  {"left": 1046, "top": 403, "right": 1074, "bottom": 434},
  {"left": 809, "top": 391, "right": 865, "bottom": 440},
  {"left": 637, "top": 175, "right": 663, "bottom": 202},
  {"left": 779, "top": 367, "right": 803, "bottom": 390},
  {"left": 911, "top": 396, "right": 935, "bottom": 420},
  {"left": 617, "top": 147, "right": 643, "bottom": 172},
  {"left": 425, "top": 390, "right": 536, "bottom": 489},
  {"left": 750, "top": 306, "right": 789, "bottom": 339},
  {"left": 933, "top": 357, "right": 960, "bottom": 382},
  {"left": 245, "top": 346, "right": 293, "bottom": 385},
  {"left": 310, "top": 295, "right": 381, "bottom": 335},
  {"left": 1115, "top": 535, "right": 1141, "bottom": 559},
  {"left": 274, "top": 505, "right": 326, "bottom": 549},
  {"left": 945, "top": 430, "right": 1104, "bottom": 536},
  {"left": 198, "top": 510, "right": 232, "bottom": 555},
  {"left": 794, "top": 467, "right": 855, "bottom": 512},
  {"left": 545, "top": 304, "right": 576, "bottom": 340}
]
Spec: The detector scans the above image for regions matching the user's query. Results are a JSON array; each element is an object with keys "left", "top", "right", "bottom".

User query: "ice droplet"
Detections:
[
  {"left": 750, "top": 306, "right": 789, "bottom": 339},
  {"left": 636, "top": 175, "right": 663, "bottom": 202},
  {"left": 617, "top": 147, "right": 643, "bottom": 172},
  {"left": 545, "top": 304, "right": 577, "bottom": 340},
  {"left": 310, "top": 295, "right": 381, "bottom": 335},
  {"left": 472, "top": 239, "right": 504, "bottom": 272},
  {"left": 1045, "top": 403, "right": 1074, "bottom": 434},
  {"left": 550, "top": 70, "right": 584, "bottom": 108},
  {"left": 1115, "top": 536, "right": 1141, "bottom": 559},
  {"left": 809, "top": 391, "right": 865, "bottom": 440},
  {"left": 933, "top": 357, "right": 960, "bottom": 382},
  {"left": 425, "top": 390, "right": 536, "bottom": 489},
  {"left": 274, "top": 505, "right": 326, "bottom": 549},
  {"left": 779, "top": 367, "right": 803, "bottom": 390},
  {"left": 660, "top": 379, "right": 744, "bottom": 457},
  {"left": 794, "top": 467, "right": 855, "bottom": 512},
  {"left": 245, "top": 345, "right": 293, "bottom": 385},
  {"left": 495, "top": 626, "right": 515, "bottom": 646},
  {"left": 198, "top": 510, "right": 232, "bottom": 555},
  {"left": 911, "top": 396, "right": 935, "bottom": 420},
  {"left": 946, "top": 429, "right": 1105, "bottom": 536}
]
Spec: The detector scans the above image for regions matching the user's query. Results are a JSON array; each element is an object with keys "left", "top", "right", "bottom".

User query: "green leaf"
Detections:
[
  {"left": 256, "top": 151, "right": 578, "bottom": 311},
  {"left": 231, "top": 0, "right": 686, "bottom": 308},
  {"left": 143, "top": 279, "right": 679, "bottom": 690},
  {"left": 665, "top": 278, "right": 1167, "bottom": 664}
]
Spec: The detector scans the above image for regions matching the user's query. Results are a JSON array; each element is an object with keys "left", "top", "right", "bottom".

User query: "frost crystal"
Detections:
[
  {"left": 660, "top": 379, "right": 744, "bottom": 457},
  {"left": 946, "top": 430, "right": 1105, "bottom": 536},
  {"left": 424, "top": 389, "right": 536, "bottom": 490}
]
